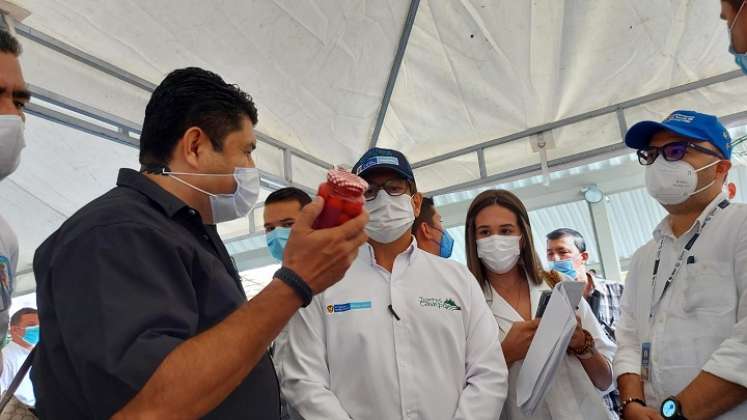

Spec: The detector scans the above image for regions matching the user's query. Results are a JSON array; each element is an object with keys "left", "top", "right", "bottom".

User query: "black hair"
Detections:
[
  {"left": 727, "top": 0, "right": 745, "bottom": 11},
  {"left": 139, "top": 67, "right": 258, "bottom": 167},
  {"left": 265, "top": 187, "right": 312, "bottom": 208},
  {"left": 412, "top": 196, "right": 436, "bottom": 234},
  {"left": 546, "top": 228, "right": 587, "bottom": 253},
  {"left": 10, "top": 308, "right": 37, "bottom": 326},
  {"left": 0, "top": 29, "right": 21, "bottom": 56}
]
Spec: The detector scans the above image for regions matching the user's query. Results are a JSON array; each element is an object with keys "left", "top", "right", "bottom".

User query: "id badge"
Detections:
[{"left": 641, "top": 342, "right": 651, "bottom": 381}]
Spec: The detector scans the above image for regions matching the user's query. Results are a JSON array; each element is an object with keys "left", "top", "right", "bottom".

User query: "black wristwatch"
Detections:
[{"left": 661, "top": 396, "right": 687, "bottom": 420}]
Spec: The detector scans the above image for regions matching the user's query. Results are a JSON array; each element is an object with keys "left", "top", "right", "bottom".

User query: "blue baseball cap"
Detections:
[
  {"left": 625, "top": 110, "right": 732, "bottom": 159},
  {"left": 352, "top": 147, "right": 415, "bottom": 182}
]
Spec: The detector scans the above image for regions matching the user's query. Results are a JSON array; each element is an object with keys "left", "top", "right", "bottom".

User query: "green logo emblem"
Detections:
[{"left": 419, "top": 297, "right": 462, "bottom": 311}]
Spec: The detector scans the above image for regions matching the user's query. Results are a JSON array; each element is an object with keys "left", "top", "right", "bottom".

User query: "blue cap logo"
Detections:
[{"left": 665, "top": 113, "right": 695, "bottom": 124}]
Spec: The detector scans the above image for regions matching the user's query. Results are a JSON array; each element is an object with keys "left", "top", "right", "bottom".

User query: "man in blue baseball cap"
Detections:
[
  {"left": 279, "top": 147, "right": 508, "bottom": 420},
  {"left": 615, "top": 110, "right": 747, "bottom": 420}
]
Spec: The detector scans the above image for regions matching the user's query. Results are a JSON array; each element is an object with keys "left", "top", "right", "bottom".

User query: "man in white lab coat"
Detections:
[
  {"left": 280, "top": 147, "right": 508, "bottom": 420},
  {"left": 615, "top": 110, "right": 747, "bottom": 419},
  {"left": 0, "top": 29, "right": 29, "bottom": 363}
]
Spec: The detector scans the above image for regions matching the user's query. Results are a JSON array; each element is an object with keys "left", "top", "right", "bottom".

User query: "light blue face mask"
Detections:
[
  {"left": 22, "top": 325, "right": 39, "bottom": 347},
  {"left": 729, "top": 46, "right": 747, "bottom": 74},
  {"left": 550, "top": 258, "right": 577, "bottom": 280},
  {"left": 428, "top": 224, "right": 454, "bottom": 259},
  {"left": 266, "top": 227, "right": 291, "bottom": 262},
  {"left": 438, "top": 228, "right": 455, "bottom": 259},
  {"left": 729, "top": 1, "right": 747, "bottom": 74}
]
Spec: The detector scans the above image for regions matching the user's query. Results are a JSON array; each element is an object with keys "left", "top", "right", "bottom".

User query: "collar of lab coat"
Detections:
[
  {"left": 361, "top": 235, "right": 418, "bottom": 267},
  {"left": 485, "top": 277, "right": 551, "bottom": 323},
  {"left": 653, "top": 192, "right": 728, "bottom": 241}
]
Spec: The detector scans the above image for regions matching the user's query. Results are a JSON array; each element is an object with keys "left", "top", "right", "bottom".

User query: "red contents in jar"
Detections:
[{"left": 313, "top": 169, "right": 368, "bottom": 229}]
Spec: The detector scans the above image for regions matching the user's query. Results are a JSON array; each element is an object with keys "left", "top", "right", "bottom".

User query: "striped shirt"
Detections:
[{"left": 586, "top": 275, "right": 625, "bottom": 419}]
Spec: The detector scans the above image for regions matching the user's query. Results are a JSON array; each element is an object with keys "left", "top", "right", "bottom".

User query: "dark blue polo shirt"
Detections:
[{"left": 31, "top": 168, "right": 280, "bottom": 419}]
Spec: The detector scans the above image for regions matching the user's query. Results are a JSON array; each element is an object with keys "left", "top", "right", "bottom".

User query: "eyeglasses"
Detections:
[
  {"left": 364, "top": 178, "right": 411, "bottom": 201},
  {"left": 636, "top": 141, "right": 723, "bottom": 166}
]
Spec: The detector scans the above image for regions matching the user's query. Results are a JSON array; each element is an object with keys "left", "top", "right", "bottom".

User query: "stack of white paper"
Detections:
[{"left": 516, "top": 281, "right": 584, "bottom": 416}]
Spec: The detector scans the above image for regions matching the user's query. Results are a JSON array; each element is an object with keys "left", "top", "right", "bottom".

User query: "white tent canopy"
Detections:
[{"left": 3, "top": 0, "right": 747, "bottom": 293}]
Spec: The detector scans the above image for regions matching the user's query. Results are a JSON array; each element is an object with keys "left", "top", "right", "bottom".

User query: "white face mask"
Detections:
[
  {"left": 365, "top": 191, "right": 415, "bottom": 244},
  {"left": 165, "top": 167, "right": 260, "bottom": 223},
  {"left": 0, "top": 115, "right": 25, "bottom": 181},
  {"left": 477, "top": 235, "right": 522, "bottom": 274},
  {"left": 645, "top": 158, "right": 721, "bottom": 205}
]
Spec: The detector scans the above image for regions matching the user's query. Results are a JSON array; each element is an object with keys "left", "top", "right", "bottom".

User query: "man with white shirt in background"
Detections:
[
  {"left": 615, "top": 110, "right": 747, "bottom": 420},
  {"left": 263, "top": 187, "right": 312, "bottom": 420},
  {"left": 280, "top": 147, "right": 508, "bottom": 420},
  {"left": 0, "top": 308, "right": 38, "bottom": 418}
]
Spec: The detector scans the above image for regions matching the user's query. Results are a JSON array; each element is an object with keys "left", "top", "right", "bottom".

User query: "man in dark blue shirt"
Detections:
[{"left": 32, "top": 67, "right": 367, "bottom": 419}]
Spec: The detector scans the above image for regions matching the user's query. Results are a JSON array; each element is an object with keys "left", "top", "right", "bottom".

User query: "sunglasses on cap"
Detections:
[{"left": 636, "top": 141, "right": 723, "bottom": 166}]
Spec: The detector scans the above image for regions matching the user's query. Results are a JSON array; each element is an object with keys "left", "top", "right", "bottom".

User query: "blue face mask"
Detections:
[
  {"left": 22, "top": 325, "right": 39, "bottom": 347},
  {"left": 427, "top": 224, "right": 454, "bottom": 259},
  {"left": 439, "top": 229, "right": 455, "bottom": 259},
  {"left": 730, "top": 46, "right": 747, "bottom": 75},
  {"left": 550, "top": 258, "right": 577, "bottom": 280},
  {"left": 266, "top": 227, "right": 291, "bottom": 262},
  {"left": 729, "top": 2, "right": 747, "bottom": 74}
]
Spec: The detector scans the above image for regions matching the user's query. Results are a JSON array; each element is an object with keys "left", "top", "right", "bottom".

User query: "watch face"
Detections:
[{"left": 662, "top": 400, "right": 677, "bottom": 417}]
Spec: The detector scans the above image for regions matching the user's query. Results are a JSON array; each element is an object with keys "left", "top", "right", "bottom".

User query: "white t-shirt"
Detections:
[
  {"left": 0, "top": 341, "right": 34, "bottom": 407},
  {"left": 0, "top": 213, "right": 17, "bottom": 340}
]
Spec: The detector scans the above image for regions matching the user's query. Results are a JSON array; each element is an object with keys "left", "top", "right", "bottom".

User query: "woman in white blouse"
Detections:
[{"left": 464, "top": 189, "right": 617, "bottom": 420}]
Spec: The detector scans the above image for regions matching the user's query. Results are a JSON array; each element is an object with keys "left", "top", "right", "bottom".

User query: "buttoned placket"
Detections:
[
  {"left": 648, "top": 224, "right": 699, "bottom": 395},
  {"left": 370, "top": 245, "right": 420, "bottom": 419}
]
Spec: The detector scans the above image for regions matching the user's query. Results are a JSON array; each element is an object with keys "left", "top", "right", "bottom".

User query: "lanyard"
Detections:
[{"left": 648, "top": 199, "right": 730, "bottom": 320}]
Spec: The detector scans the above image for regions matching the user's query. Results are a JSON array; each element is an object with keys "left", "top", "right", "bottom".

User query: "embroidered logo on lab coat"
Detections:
[{"left": 418, "top": 297, "right": 461, "bottom": 311}]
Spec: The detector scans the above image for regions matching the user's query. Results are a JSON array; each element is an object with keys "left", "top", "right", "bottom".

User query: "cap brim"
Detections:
[
  {"left": 625, "top": 120, "right": 710, "bottom": 150},
  {"left": 357, "top": 164, "right": 414, "bottom": 182}
]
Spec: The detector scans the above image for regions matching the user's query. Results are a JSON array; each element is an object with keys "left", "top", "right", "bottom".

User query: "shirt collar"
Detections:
[
  {"left": 653, "top": 192, "right": 728, "bottom": 241},
  {"left": 8, "top": 340, "right": 31, "bottom": 355},
  {"left": 116, "top": 168, "right": 191, "bottom": 219},
  {"left": 585, "top": 273, "right": 609, "bottom": 297},
  {"left": 361, "top": 236, "right": 418, "bottom": 267},
  {"left": 485, "top": 276, "right": 550, "bottom": 322}
]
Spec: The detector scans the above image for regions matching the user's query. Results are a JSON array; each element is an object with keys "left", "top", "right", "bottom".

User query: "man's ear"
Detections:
[
  {"left": 716, "top": 160, "right": 732, "bottom": 183},
  {"left": 178, "top": 127, "right": 211, "bottom": 169},
  {"left": 421, "top": 221, "right": 439, "bottom": 241},
  {"left": 580, "top": 251, "right": 590, "bottom": 265},
  {"left": 412, "top": 192, "right": 423, "bottom": 218},
  {"left": 416, "top": 221, "right": 427, "bottom": 239}
]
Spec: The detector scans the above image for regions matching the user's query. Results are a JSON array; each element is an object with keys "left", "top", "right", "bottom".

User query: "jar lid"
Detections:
[{"left": 327, "top": 169, "right": 368, "bottom": 195}]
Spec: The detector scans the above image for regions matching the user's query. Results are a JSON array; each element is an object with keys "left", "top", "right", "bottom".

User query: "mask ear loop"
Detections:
[
  {"left": 690, "top": 160, "right": 724, "bottom": 197},
  {"left": 159, "top": 168, "right": 243, "bottom": 198},
  {"left": 731, "top": 1, "right": 747, "bottom": 34},
  {"left": 166, "top": 172, "right": 218, "bottom": 198}
]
